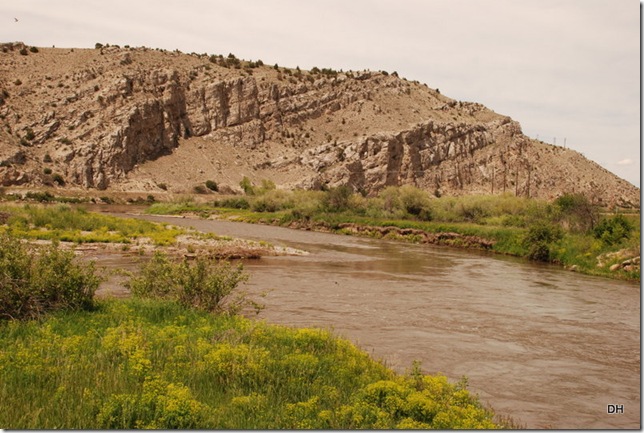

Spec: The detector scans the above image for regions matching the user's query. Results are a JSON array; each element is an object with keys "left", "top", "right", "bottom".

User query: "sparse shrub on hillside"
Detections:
[
  {"left": 52, "top": 173, "right": 65, "bottom": 186},
  {"left": 29, "top": 46, "right": 38, "bottom": 53},
  {"left": 43, "top": 153, "right": 52, "bottom": 163},
  {"left": 19, "top": 47, "right": 28, "bottom": 56},
  {"left": 224, "top": 53, "right": 241, "bottom": 68},
  {"left": 193, "top": 185, "right": 208, "bottom": 194},
  {"left": 24, "top": 128, "right": 35, "bottom": 141},
  {"left": 205, "top": 180, "right": 218, "bottom": 192}
]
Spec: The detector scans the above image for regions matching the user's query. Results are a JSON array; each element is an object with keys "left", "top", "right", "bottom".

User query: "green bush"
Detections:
[
  {"left": 214, "top": 197, "right": 250, "bottom": 209},
  {"left": 240, "top": 176, "right": 254, "bottom": 195},
  {"left": 399, "top": 186, "right": 432, "bottom": 220},
  {"left": 555, "top": 193, "right": 598, "bottom": 232},
  {"left": 25, "top": 191, "right": 55, "bottom": 202},
  {"left": 593, "top": 214, "right": 632, "bottom": 246},
  {"left": 322, "top": 185, "right": 353, "bottom": 212},
  {"left": 0, "top": 232, "right": 100, "bottom": 320},
  {"left": 522, "top": 222, "right": 563, "bottom": 262},
  {"left": 250, "top": 189, "right": 293, "bottom": 213},
  {"left": 126, "top": 252, "right": 255, "bottom": 315}
]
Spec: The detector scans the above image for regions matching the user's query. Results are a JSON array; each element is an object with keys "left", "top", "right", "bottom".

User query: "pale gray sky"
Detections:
[{"left": 1, "top": 0, "right": 640, "bottom": 187}]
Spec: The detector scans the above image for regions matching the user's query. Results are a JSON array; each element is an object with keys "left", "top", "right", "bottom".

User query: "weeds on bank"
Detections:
[
  {"left": 0, "top": 298, "right": 501, "bottom": 429},
  {"left": 147, "top": 185, "right": 639, "bottom": 279}
]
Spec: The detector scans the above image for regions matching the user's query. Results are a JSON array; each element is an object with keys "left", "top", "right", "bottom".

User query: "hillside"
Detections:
[{"left": 0, "top": 42, "right": 639, "bottom": 207}]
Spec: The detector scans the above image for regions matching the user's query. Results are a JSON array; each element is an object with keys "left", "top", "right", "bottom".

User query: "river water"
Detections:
[{"left": 103, "top": 212, "right": 640, "bottom": 429}]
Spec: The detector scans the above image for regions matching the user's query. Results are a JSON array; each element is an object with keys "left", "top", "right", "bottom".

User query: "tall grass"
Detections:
[{"left": 0, "top": 299, "right": 501, "bottom": 429}]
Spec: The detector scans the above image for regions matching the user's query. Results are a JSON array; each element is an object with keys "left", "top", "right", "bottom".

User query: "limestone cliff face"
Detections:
[{"left": 0, "top": 43, "right": 638, "bottom": 207}]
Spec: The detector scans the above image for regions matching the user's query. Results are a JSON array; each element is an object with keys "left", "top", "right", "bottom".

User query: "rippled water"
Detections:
[{"left": 102, "top": 212, "right": 640, "bottom": 429}]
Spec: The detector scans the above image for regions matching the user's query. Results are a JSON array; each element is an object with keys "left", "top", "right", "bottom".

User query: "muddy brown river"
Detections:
[{"left": 102, "top": 212, "right": 640, "bottom": 429}]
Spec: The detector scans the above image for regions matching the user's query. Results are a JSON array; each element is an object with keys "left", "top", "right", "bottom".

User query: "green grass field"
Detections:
[{"left": 0, "top": 298, "right": 503, "bottom": 429}]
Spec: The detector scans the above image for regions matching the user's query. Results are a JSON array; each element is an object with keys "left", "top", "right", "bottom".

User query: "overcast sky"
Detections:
[{"left": 1, "top": 0, "right": 640, "bottom": 187}]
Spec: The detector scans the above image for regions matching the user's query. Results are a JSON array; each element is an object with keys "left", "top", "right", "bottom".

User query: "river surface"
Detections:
[{"left": 101, "top": 211, "right": 640, "bottom": 429}]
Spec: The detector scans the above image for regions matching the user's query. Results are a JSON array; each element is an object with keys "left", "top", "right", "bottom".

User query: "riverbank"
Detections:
[
  {"left": 1, "top": 187, "right": 639, "bottom": 280},
  {"left": 147, "top": 201, "right": 640, "bottom": 282}
]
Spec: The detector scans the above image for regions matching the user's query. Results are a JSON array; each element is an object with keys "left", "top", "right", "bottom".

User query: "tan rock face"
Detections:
[{"left": 0, "top": 43, "right": 639, "bottom": 207}]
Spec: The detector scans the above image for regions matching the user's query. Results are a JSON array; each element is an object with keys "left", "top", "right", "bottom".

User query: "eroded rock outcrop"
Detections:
[{"left": 0, "top": 44, "right": 638, "bottom": 207}]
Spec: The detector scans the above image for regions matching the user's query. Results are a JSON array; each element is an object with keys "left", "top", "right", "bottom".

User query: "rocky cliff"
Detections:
[{"left": 0, "top": 42, "right": 639, "bottom": 207}]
